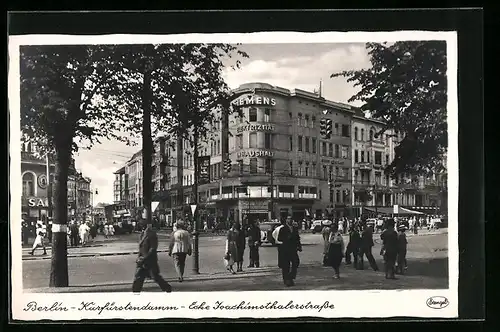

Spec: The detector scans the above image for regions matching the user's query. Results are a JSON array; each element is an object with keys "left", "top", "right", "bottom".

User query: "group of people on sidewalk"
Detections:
[{"left": 321, "top": 218, "right": 409, "bottom": 280}]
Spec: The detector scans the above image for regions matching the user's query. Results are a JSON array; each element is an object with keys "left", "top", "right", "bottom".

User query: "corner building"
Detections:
[{"left": 197, "top": 82, "right": 355, "bottom": 224}]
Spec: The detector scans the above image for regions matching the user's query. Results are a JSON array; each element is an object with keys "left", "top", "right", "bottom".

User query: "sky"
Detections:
[{"left": 74, "top": 43, "right": 372, "bottom": 205}]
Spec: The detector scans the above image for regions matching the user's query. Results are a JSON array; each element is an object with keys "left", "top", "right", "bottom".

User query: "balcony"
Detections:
[
  {"left": 278, "top": 192, "right": 294, "bottom": 198},
  {"left": 358, "top": 163, "right": 372, "bottom": 170}
]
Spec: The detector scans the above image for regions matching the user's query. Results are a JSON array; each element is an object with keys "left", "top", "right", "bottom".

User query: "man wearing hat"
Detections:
[
  {"left": 132, "top": 219, "right": 172, "bottom": 293},
  {"left": 380, "top": 218, "right": 398, "bottom": 279},
  {"left": 275, "top": 216, "right": 302, "bottom": 287},
  {"left": 396, "top": 224, "right": 408, "bottom": 274}
]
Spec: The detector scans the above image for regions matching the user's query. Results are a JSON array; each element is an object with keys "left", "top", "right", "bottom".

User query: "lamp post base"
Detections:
[{"left": 191, "top": 232, "right": 200, "bottom": 275}]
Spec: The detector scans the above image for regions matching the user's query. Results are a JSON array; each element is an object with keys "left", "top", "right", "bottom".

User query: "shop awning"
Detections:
[{"left": 364, "top": 207, "right": 424, "bottom": 215}]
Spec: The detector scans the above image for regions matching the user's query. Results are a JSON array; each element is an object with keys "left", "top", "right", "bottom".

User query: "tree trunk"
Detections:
[
  {"left": 142, "top": 70, "right": 153, "bottom": 225},
  {"left": 191, "top": 130, "right": 200, "bottom": 274},
  {"left": 49, "top": 143, "right": 71, "bottom": 287}
]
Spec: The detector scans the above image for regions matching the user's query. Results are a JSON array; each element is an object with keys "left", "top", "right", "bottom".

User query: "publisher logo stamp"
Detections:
[{"left": 426, "top": 296, "right": 449, "bottom": 309}]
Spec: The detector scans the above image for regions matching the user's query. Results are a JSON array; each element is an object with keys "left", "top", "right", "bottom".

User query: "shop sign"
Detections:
[
  {"left": 237, "top": 124, "right": 275, "bottom": 133},
  {"left": 236, "top": 150, "right": 274, "bottom": 158},
  {"left": 321, "top": 159, "right": 345, "bottom": 165},
  {"left": 116, "top": 209, "right": 129, "bottom": 215},
  {"left": 232, "top": 95, "right": 277, "bottom": 107},
  {"left": 28, "top": 197, "right": 48, "bottom": 208},
  {"left": 37, "top": 174, "right": 48, "bottom": 189}
]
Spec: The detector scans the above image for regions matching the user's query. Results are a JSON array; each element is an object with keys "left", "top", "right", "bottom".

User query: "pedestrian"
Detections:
[
  {"left": 132, "top": 219, "right": 172, "bottom": 293},
  {"left": 380, "top": 218, "right": 399, "bottom": 279},
  {"left": 89, "top": 223, "right": 98, "bottom": 241},
  {"left": 79, "top": 222, "right": 90, "bottom": 247},
  {"left": 396, "top": 225, "right": 408, "bottom": 274},
  {"left": 30, "top": 221, "right": 47, "bottom": 256},
  {"left": 234, "top": 222, "right": 246, "bottom": 272},
  {"left": 345, "top": 225, "right": 361, "bottom": 266},
  {"left": 358, "top": 224, "right": 379, "bottom": 271},
  {"left": 47, "top": 219, "right": 53, "bottom": 244},
  {"left": 168, "top": 220, "right": 192, "bottom": 282},
  {"left": 69, "top": 220, "right": 79, "bottom": 247},
  {"left": 247, "top": 221, "right": 261, "bottom": 268},
  {"left": 225, "top": 222, "right": 240, "bottom": 274},
  {"left": 109, "top": 223, "right": 115, "bottom": 237},
  {"left": 276, "top": 216, "right": 302, "bottom": 287},
  {"left": 321, "top": 225, "right": 331, "bottom": 266},
  {"left": 326, "top": 223, "right": 345, "bottom": 278}
]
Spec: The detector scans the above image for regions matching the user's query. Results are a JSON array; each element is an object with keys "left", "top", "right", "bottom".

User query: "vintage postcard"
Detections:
[{"left": 9, "top": 31, "right": 458, "bottom": 320}]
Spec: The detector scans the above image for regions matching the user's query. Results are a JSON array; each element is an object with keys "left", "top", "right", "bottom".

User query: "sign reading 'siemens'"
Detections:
[
  {"left": 237, "top": 124, "right": 275, "bottom": 133},
  {"left": 237, "top": 150, "right": 274, "bottom": 158},
  {"left": 232, "top": 95, "right": 277, "bottom": 106}
]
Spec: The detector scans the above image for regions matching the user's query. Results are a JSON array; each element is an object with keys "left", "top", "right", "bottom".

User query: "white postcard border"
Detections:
[{"left": 9, "top": 31, "right": 459, "bottom": 320}]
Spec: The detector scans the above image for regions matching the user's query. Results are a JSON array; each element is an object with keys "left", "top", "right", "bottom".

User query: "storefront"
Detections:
[{"left": 22, "top": 196, "right": 50, "bottom": 221}]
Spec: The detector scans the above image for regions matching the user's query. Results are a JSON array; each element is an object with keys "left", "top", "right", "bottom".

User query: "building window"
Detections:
[
  {"left": 305, "top": 137, "right": 310, "bottom": 152},
  {"left": 375, "top": 171, "right": 382, "bottom": 185},
  {"left": 361, "top": 151, "right": 365, "bottom": 163},
  {"left": 367, "top": 151, "right": 371, "bottom": 163},
  {"left": 336, "top": 190, "right": 341, "bottom": 203},
  {"left": 298, "top": 162, "right": 303, "bottom": 176},
  {"left": 265, "top": 158, "right": 273, "bottom": 174},
  {"left": 217, "top": 140, "right": 221, "bottom": 154},
  {"left": 249, "top": 132, "right": 257, "bottom": 148},
  {"left": 297, "top": 113, "right": 302, "bottom": 126},
  {"left": 238, "top": 160, "right": 244, "bottom": 174},
  {"left": 328, "top": 143, "right": 333, "bottom": 157},
  {"left": 370, "top": 129, "right": 374, "bottom": 141},
  {"left": 311, "top": 116, "right": 316, "bottom": 128},
  {"left": 312, "top": 138, "right": 317, "bottom": 153},
  {"left": 236, "top": 134, "right": 243, "bottom": 149},
  {"left": 312, "top": 163, "right": 317, "bottom": 178},
  {"left": 386, "top": 154, "right": 390, "bottom": 165},
  {"left": 375, "top": 151, "right": 382, "bottom": 165},
  {"left": 289, "top": 161, "right": 293, "bottom": 176},
  {"left": 334, "top": 123, "right": 339, "bottom": 136},
  {"left": 355, "top": 170, "right": 359, "bottom": 182},
  {"left": 305, "top": 164, "right": 309, "bottom": 177},
  {"left": 22, "top": 172, "right": 35, "bottom": 196},
  {"left": 322, "top": 142, "right": 327, "bottom": 156},
  {"left": 355, "top": 150, "right": 359, "bottom": 163},
  {"left": 249, "top": 158, "right": 258, "bottom": 174},
  {"left": 265, "top": 133, "right": 272, "bottom": 149},
  {"left": 342, "top": 124, "right": 350, "bottom": 137},
  {"left": 329, "top": 190, "right": 334, "bottom": 203},
  {"left": 304, "top": 114, "right": 309, "bottom": 127},
  {"left": 298, "top": 136, "right": 303, "bottom": 151},
  {"left": 289, "top": 136, "right": 293, "bottom": 151},
  {"left": 264, "top": 108, "right": 271, "bottom": 122},
  {"left": 335, "top": 144, "right": 340, "bottom": 158},
  {"left": 249, "top": 108, "right": 257, "bottom": 122},
  {"left": 330, "top": 166, "right": 334, "bottom": 178},
  {"left": 354, "top": 127, "right": 359, "bottom": 140},
  {"left": 361, "top": 129, "right": 365, "bottom": 141},
  {"left": 341, "top": 146, "right": 349, "bottom": 159},
  {"left": 289, "top": 112, "right": 292, "bottom": 120}
]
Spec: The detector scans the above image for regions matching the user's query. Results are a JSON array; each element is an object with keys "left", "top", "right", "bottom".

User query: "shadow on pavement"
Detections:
[{"left": 401, "top": 257, "right": 448, "bottom": 279}]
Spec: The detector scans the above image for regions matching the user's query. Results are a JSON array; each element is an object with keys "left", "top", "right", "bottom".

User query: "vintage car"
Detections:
[
  {"left": 310, "top": 219, "right": 333, "bottom": 233},
  {"left": 259, "top": 221, "right": 282, "bottom": 246}
]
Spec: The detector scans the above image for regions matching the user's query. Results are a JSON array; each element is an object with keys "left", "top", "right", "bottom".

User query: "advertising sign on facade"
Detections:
[
  {"left": 28, "top": 197, "right": 48, "bottom": 208},
  {"left": 236, "top": 150, "right": 274, "bottom": 158},
  {"left": 232, "top": 95, "right": 277, "bottom": 107},
  {"left": 197, "top": 156, "right": 211, "bottom": 185},
  {"left": 321, "top": 159, "right": 345, "bottom": 165},
  {"left": 236, "top": 124, "right": 275, "bottom": 133}
]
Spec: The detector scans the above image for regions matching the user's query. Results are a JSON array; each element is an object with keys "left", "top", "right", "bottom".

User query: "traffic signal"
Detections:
[
  {"left": 224, "top": 159, "right": 232, "bottom": 173},
  {"left": 320, "top": 118, "right": 333, "bottom": 139}
]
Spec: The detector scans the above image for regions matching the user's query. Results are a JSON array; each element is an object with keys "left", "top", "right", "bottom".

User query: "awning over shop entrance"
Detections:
[{"left": 364, "top": 207, "right": 424, "bottom": 215}]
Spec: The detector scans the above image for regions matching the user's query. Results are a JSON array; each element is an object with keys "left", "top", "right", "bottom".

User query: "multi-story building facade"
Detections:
[
  {"left": 20, "top": 136, "right": 90, "bottom": 221},
  {"left": 112, "top": 82, "right": 447, "bottom": 225}
]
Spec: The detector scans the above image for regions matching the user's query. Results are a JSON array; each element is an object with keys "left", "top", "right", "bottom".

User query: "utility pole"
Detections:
[
  {"left": 268, "top": 159, "right": 274, "bottom": 221},
  {"left": 191, "top": 130, "right": 200, "bottom": 275}
]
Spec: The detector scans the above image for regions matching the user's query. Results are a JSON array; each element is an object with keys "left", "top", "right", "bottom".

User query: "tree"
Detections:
[
  {"left": 20, "top": 45, "right": 130, "bottom": 287},
  {"left": 331, "top": 41, "right": 447, "bottom": 178}
]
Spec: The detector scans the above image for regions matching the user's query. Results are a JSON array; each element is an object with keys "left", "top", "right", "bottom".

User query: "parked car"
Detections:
[
  {"left": 310, "top": 219, "right": 333, "bottom": 234},
  {"left": 259, "top": 221, "right": 282, "bottom": 246}
]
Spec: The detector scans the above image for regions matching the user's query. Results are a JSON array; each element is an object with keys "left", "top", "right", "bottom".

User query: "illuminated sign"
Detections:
[
  {"left": 236, "top": 124, "right": 275, "bottom": 133},
  {"left": 28, "top": 197, "right": 48, "bottom": 208},
  {"left": 237, "top": 150, "right": 274, "bottom": 158},
  {"left": 232, "top": 95, "right": 277, "bottom": 107}
]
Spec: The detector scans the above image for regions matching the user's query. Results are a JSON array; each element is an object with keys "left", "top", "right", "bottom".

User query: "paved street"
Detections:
[{"left": 23, "top": 229, "right": 448, "bottom": 292}]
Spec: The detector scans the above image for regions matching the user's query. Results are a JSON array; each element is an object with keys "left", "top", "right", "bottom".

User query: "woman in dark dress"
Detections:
[
  {"left": 234, "top": 222, "right": 246, "bottom": 272},
  {"left": 327, "top": 223, "right": 345, "bottom": 279}
]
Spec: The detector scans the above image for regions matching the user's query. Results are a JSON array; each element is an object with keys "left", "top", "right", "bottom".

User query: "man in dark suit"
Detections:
[
  {"left": 358, "top": 224, "right": 379, "bottom": 271},
  {"left": 132, "top": 220, "right": 172, "bottom": 293},
  {"left": 277, "top": 216, "right": 302, "bottom": 287},
  {"left": 247, "top": 221, "right": 261, "bottom": 268},
  {"left": 380, "top": 219, "right": 399, "bottom": 279},
  {"left": 345, "top": 225, "right": 361, "bottom": 266}
]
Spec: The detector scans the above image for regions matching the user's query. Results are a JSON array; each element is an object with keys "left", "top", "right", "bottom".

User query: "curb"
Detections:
[{"left": 22, "top": 249, "right": 171, "bottom": 261}]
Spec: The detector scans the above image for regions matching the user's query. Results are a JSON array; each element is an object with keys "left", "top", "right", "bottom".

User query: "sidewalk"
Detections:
[{"left": 25, "top": 258, "right": 448, "bottom": 293}]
